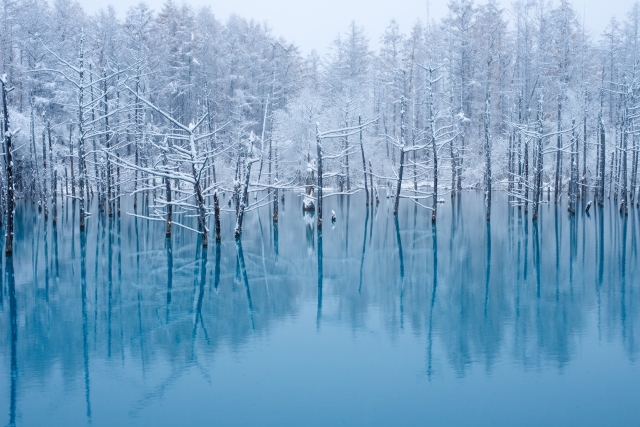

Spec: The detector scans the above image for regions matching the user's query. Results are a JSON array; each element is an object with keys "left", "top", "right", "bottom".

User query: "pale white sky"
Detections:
[{"left": 76, "top": 0, "right": 637, "bottom": 54}]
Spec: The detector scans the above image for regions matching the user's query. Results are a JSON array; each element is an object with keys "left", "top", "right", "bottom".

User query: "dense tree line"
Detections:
[{"left": 1, "top": 0, "right": 640, "bottom": 250}]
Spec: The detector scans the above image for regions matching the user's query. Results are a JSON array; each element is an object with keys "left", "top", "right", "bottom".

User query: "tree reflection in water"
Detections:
[{"left": 1, "top": 192, "right": 640, "bottom": 425}]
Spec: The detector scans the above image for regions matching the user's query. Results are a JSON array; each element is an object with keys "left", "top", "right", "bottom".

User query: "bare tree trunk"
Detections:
[
  {"left": 345, "top": 132, "right": 350, "bottom": 192},
  {"left": 77, "top": 35, "right": 87, "bottom": 232},
  {"left": 316, "top": 124, "right": 323, "bottom": 229},
  {"left": 164, "top": 152, "right": 172, "bottom": 237},
  {"left": 532, "top": 95, "right": 544, "bottom": 222},
  {"left": 41, "top": 124, "right": 48, "bottom": 219},
  {"left": 393, "top": 96, "right": 406, "bottom": 216},
  {"left": 384, "top": 114, "right": 389, "bottom": 160},
  {"left": 70, "top": 124, "right": 76, "bottom": 198},
  {"left": 214, "top": 190, "right": 221, "bottom": 241},
  {"left": 427, "top": 85, "right": 437, "bottom": 222},
  {"left": 621, "top": 88, "right": 629, "bottom": 215},
  {"left": 517, "top": 96, "right": 523, "bottom": 206},
  {"left": 234, "top": 149, "right": 255, "bottom": 239},
  {"left": 449, "top": 89, "right": 456, "bottom": 197},
  {"left": 394, "top": 147, "right": 405, "bottom": 216},
  {"left": 359, "top": 116, "right": 369, "bottom": 205},
  {"left": 507, "top": 129, "right": 513, "bottom": 201},
  {"left": 369, "top": 159, "right": 375, "bottom": 204},
  {"left": 555, "top": 94, "right": 562, "bottom": 203},
  {"left": 234, "top": 155, "right": 241, "bottom": 219},
  {"left": 47, "top": 119, "right": 54, "bottom": 198},
  {"left": 598, "top": 106, "right": 606, "bottom": 207},
  {"left": 609, "top": 152, "right": 614, "bottom": 199},
  {"left": 273, "top": 179, "right": 279, "bottom": 222},
  {"left": 524, "top": 120, "right": 529, "bottom": 214},
  {"left": 632, "top": 132, "right": 638, "bottom": 203},
  {"left": 569, "top": 120, "right": 577, "bottom": 214},
  {"left": 134, "top": 73, "right": 141, "bottom": 210},
  {"left": 103, "top": 71, "right": 113, "bottom": 217},
  {"left": 116, "top": 154, "right": 121, "bottom": 216},
  {"left": 90, "top": 64, "right": 99, "bottom": 203},
  {"left": 29, "top": 94, "right": 42, "bottom": 210},
  {"left": 582, "top": 102, "right": 588, "bottom": 199},
  {"left": 614, "top": 126, "right": 620, "bottom": 201},
  {"left": 273, "top": 136, "right": 279, "bottom": 223},
  {"left": 52, "top": 169, "right": 57, "bottom": 226},
  {"left": 187, "top": 131, "right": 208, "bottom": 247},
  {"left": 2, "top": 77, "right": 15, "bottom": 255},
  {"left": 457, "top": 132, "right": 463, "bottom": 191},
  {"left": 485, "top": 93, "right": 492, "bottom": 221},
  {"left": 205, "top": 82, "right": 218, "bottom": 186}
]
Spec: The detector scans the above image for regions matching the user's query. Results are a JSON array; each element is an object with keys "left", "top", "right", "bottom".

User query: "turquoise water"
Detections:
[{"left": 1, "top": 192, "right": 639, "bottom": 426}]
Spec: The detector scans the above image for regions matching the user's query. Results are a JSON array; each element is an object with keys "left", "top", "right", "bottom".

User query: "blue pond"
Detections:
[{"left": 1, "top": 192, "right": 639, "bottom": 426}]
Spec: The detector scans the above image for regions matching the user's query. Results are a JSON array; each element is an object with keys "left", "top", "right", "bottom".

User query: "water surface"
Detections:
[{"left": 1, "top": 192, "right": 639, "bottom": 426}]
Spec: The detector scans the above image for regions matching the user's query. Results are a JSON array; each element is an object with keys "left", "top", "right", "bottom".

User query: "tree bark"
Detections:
[
  {"left": 532, "top": 95, "right": 544, "bottom": 222},
  {"left": 485, "top": 94, "right": 492, "bottom": 221},
  {"left": 394, "top": 96, "right": 406, "bottom": 216},
  {"left": 316, "top": 124, "right": 323, "bottom": 229},
  {"left": 2, "top": 78, "right": 15, "bottom": 255},
  {"left": 359, "top": 116, "right": 369, "bottom": 206}
]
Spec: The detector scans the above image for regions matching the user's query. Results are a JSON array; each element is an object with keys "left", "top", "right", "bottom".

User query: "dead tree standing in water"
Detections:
[
  {"left": 393, "top": 96, "right": 406, "bottom": 216},
  {"left": 2, "top": 76, "right": 16, "bottom": 255},
  {"left": 484, "top": 92, "right": 492, "bottom": 221}
]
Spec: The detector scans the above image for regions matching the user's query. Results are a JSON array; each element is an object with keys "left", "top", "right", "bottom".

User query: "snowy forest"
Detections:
[{"left": 1, "top": 0, "right": 640, "bottom": 251}]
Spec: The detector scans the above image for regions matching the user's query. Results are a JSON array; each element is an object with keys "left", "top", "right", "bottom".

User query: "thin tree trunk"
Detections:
[
  {"left": 369, "top": 159, "right": 375, "bottom": 204},
  {"left": 52, "top": 169, "right": 57, "bottom": 225},
  {"left": 569, "top": 120, "right": 577, "bottom": 214},
  {"left": 164, "top": 152, "right": 172, "bottom": 237},
  {"left": 555, "top": 95, "right": 562, "bottom": 203},
  {"left": 316, "top": 125, "right": 323, "bottom": 229},
  {"left": 532, "top": 95, "right": 544, "bottom": 222},
  {"left": 598, "top": 108, "right": 606, "bottom": 206},
  {"left": 517, "top": 96, "right": 523, "bottom": 206},
  {"left": 70, "top": 124, "right": 76, "bottom": 198},
  {"left": 345, "top": 132, "right": 350, "bottom": 192},
  {"left": 103, "top": 71, "right": 112, "bottom": 217},
  {"left": 116, "top": 154, "right": 121, "bottom": 216},
  {"left": 582, "top": 105, "right": 587, "bottom": 199},
  {"left": 90, "top": 64, "right": 99, "bottom": 203},
  {"left": 428, "top": 87, "right": 437, "bottom": 222},
  {"left": 273, "top": 178, "right": 279, "bottom": 223},
  {"left": 273, "top": 138, "right": 279, "bottom": 223},
  {"left": 2, "top": 78, "right": 15, "bottom": 255},
  {"left": 485, "top": 94, "right": 492, "bottom": 221},
  {"left": 609, "top": 152, "right": 614, "bottom": 199},
  {"left": 394, "top": 147, "right": 405, "bottom": 216},
  {"left": 621, "top": 88, "right": 629, "bottom": 215},
  {"left": 449, "top": 89, "right": 456, "bottom": 197},
  {"left": 77, "top": 35, "right": 87, "bottom": 232},
  {"left": 394, "top": 96, "right": 406, "bottom": 216},
  {"left": 359, "top": 116, "right": 369, "bottom": 206},
  {"left": 42, "top": 125, "right": 48, "bottom": 219},
  {"left": 214, "top": 190, "right": 221, "bottom": 241},
  {"left": 29, "top": 94, "right": 42, "bottom": 210},
  {"left": 234, "top": 150, "right": 255, "bottom": 239}
]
